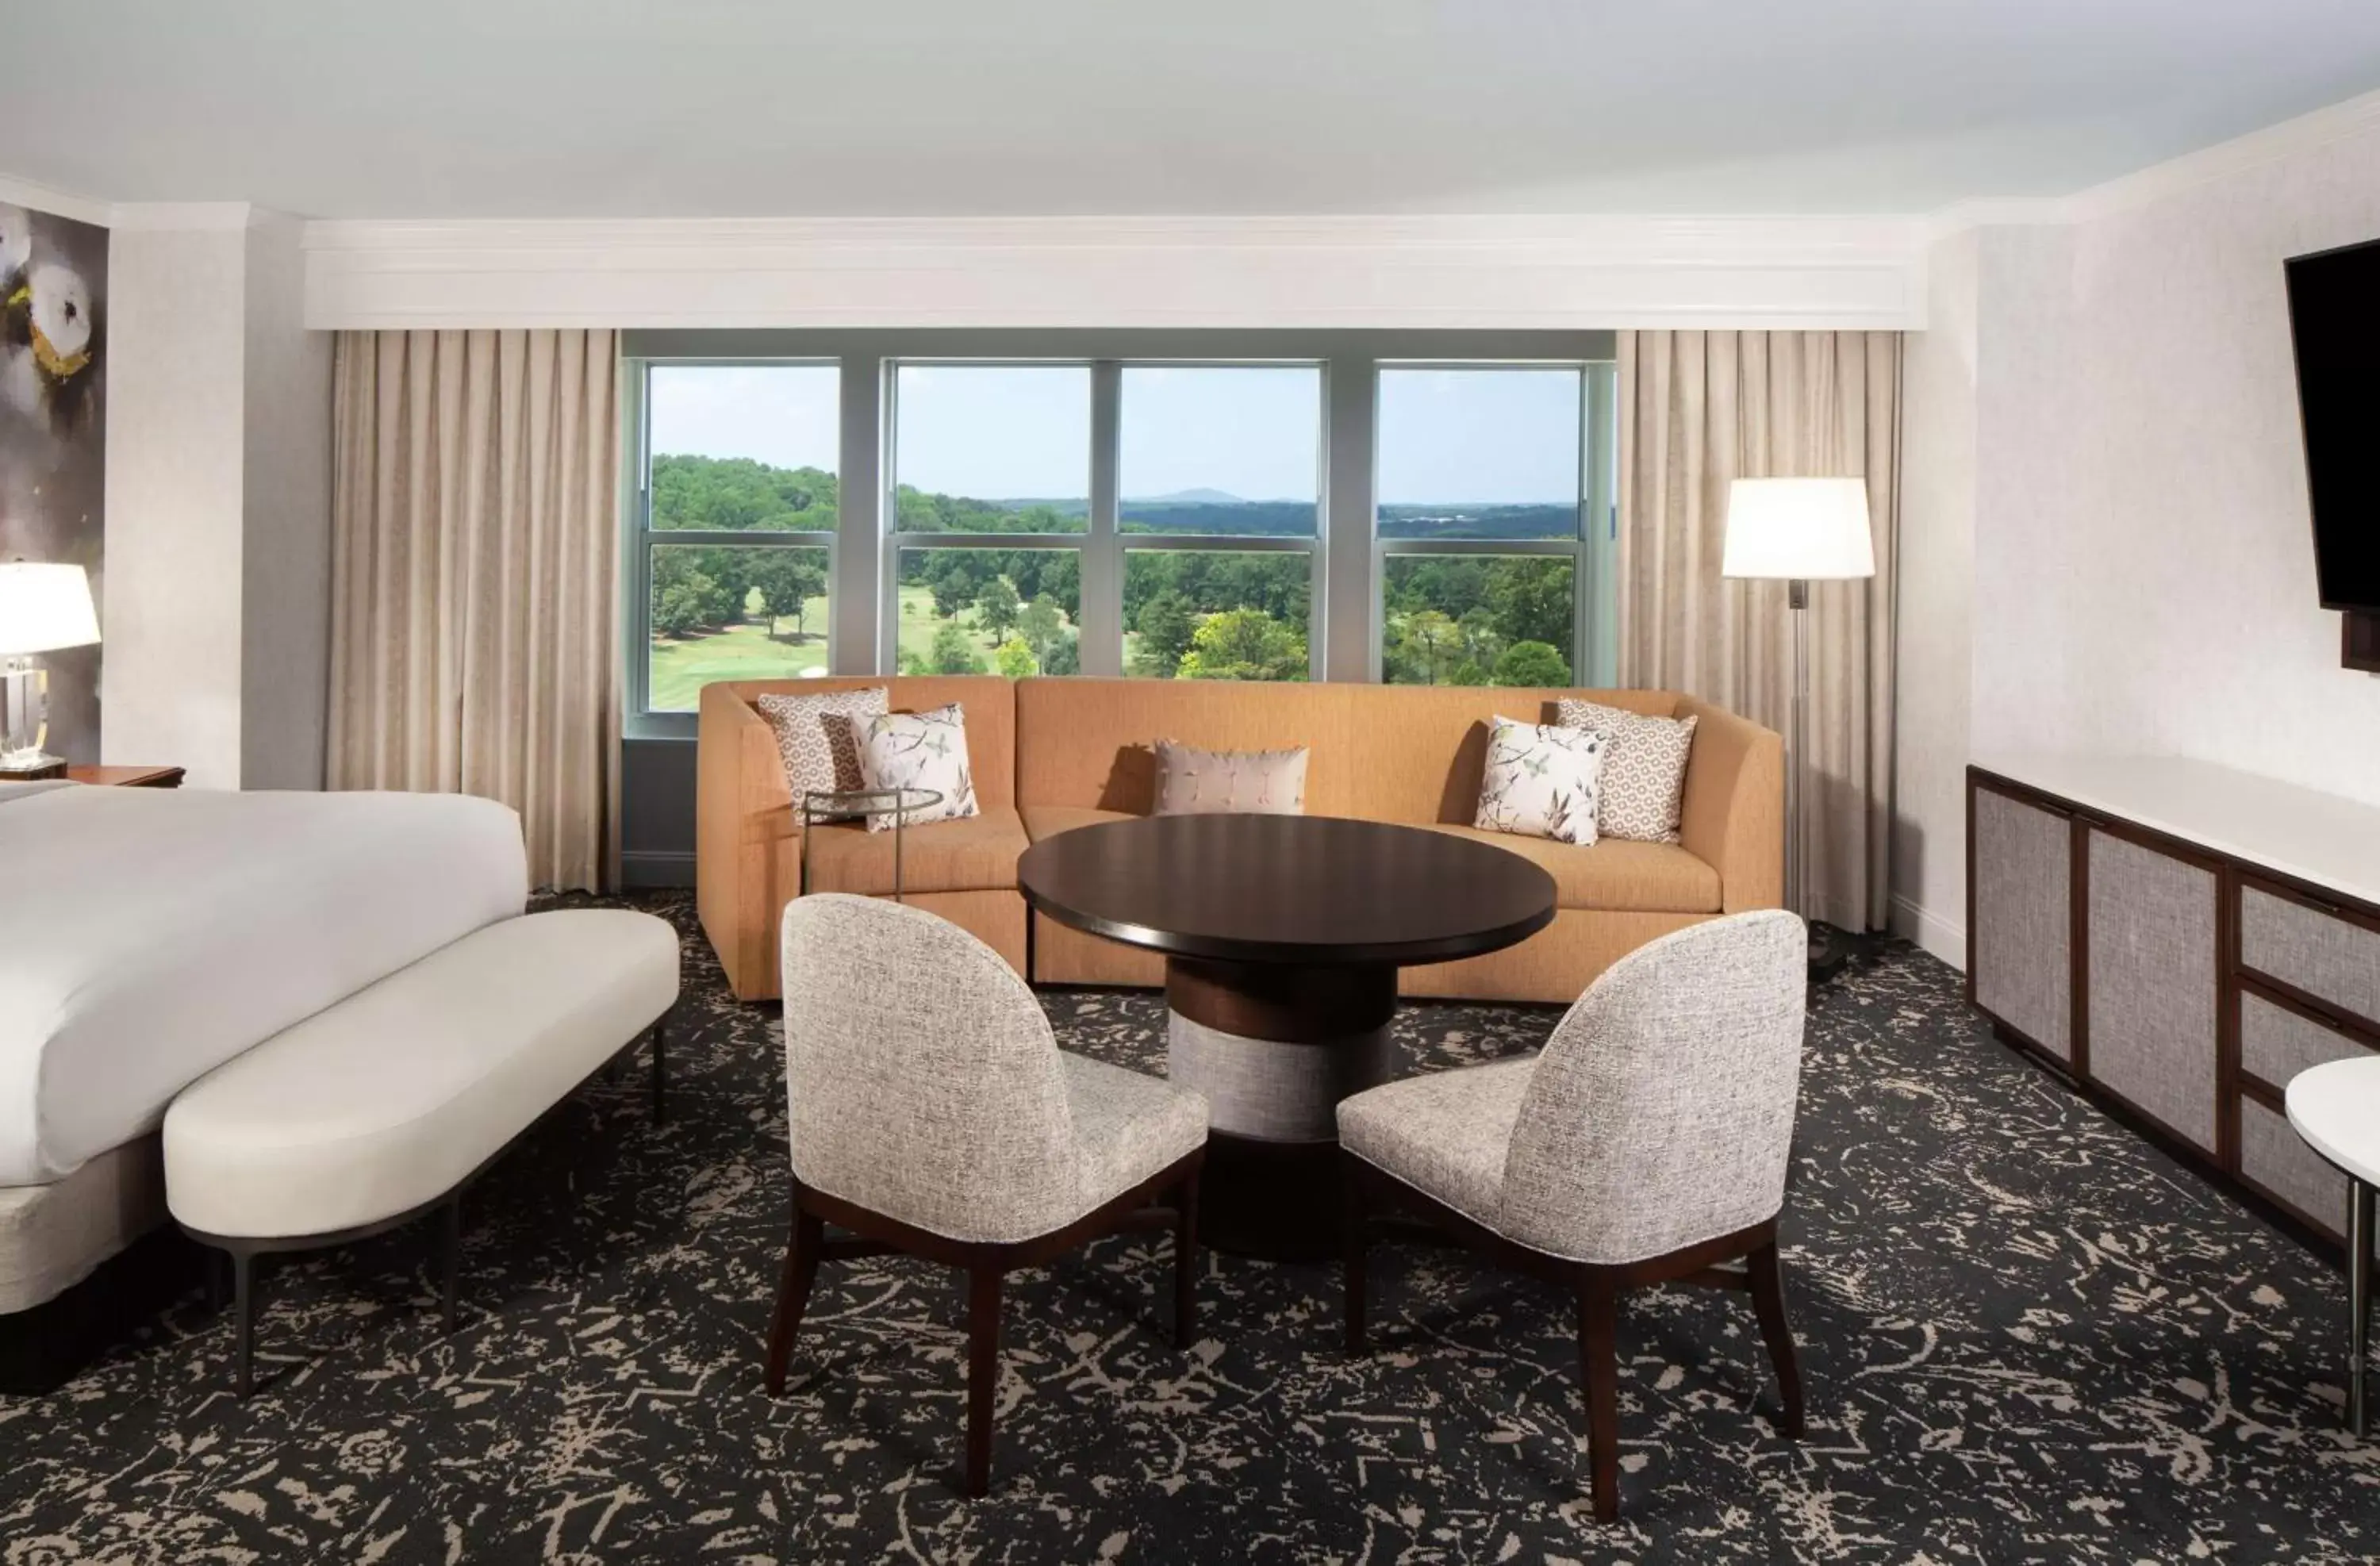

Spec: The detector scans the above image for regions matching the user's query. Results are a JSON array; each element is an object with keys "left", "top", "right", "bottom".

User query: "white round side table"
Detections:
[{"left": 2286, "top": 1056, "right": 2380, "bottom": 1436}]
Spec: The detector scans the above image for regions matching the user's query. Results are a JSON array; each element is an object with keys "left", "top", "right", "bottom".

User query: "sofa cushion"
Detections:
[
  {"left": 1422, "top": 825, "right": 1722, "bottom": 914},
  {"left": 1015, "top": 677, "right": 1356, "bottom": 814},
  {"left": 757, "top": 685, "right": 887, "bottom": 800},
  {"left": 1020, "top": 804, "right": 1135, "bottom": 842},
  {"left": 803, "top": 808, "right": 1029, "bottom": 897},
  {"left": 857, "top": 703, "right": 981, "bottom": 831},
  {"left": 1154, "top": 740, "right": 1307, "bottom": 816}
]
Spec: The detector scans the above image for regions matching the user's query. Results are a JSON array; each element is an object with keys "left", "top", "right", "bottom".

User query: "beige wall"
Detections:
[{"left": 101, "top": 207, "right": 333, "bottom": 790}]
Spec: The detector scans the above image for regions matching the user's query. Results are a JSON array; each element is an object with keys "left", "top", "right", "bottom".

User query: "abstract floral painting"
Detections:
[{"left": 0, "top": 202, "right": 106, "bottom": 762}]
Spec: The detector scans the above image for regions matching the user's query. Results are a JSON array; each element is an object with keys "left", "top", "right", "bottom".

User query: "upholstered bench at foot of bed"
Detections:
[{"left": 162, "top": 908, "right": 682, "bottom": 1395}]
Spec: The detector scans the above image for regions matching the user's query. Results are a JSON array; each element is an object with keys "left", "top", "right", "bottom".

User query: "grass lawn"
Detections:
[{"left": 648, "top": 593, "right": 830, "bottom": 710}]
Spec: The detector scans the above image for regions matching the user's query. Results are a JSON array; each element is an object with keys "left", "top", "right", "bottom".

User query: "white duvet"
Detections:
[{"left": 0, "top": 785, "right": 527, "bottom": 1186}]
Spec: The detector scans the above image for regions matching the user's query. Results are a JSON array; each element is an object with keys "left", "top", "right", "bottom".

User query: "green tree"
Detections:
[
  {"left": 993, "top": 635, "right": 1039, "bottom": 679},
  {"left": 749, "top": 552, "right": 827, "bottom": 639},
  {"left": 1486, "top": 558, "right": 1574, "bottom": 651},
  {"left": 974, "top": 577, "right": 1023, "bottom": 645},
  {"left": 1134, "top": 591, "right": 1197, "bottom": 677},
  {"left": 1492, "top": 639, "right": 1572, "bottom": 687},
  {"left": 1177, "top": 608, "right": 1307, "bottom": 681},
  {"left": 1395, "top": 609, "right": 1460, "bottom": 685},
  {"left": 1039, "top": 635, "right": 1081, "bottom": 676},
  {"left": 927, "top": 621, "right": 988, "bottom": 675},
  {"left": 1016, "top": 595, "right": 1065, "bottom": 664}
]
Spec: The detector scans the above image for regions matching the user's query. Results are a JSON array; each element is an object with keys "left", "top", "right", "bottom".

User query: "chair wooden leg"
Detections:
[
  {"left": 965, "top": 1265, "right": 1003, "bottom": 1498},
  {"left": 1748, "top": 1236, "right": 1806, "bottom": 1440},
  {"left": 763, "top": 1204, "right": 823, "bottom": 1395},
  {"left": 1173, "top": 1166, "right": 1200, "bottom": 1351},
  {"left": 1577, "top": 1273, "right": 1621, "bottom": 1524},
  {"left": 1342, "top": 1157, "right": 1369, "bottom": 1355}
]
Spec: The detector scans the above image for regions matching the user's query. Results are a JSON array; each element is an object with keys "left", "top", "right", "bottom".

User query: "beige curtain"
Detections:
[
  {"left": 327, "top": 330, "right": 622, "bottom": 892},
  {"left": 1617, "top": 330, "right": 1900, "bottom": 932}
]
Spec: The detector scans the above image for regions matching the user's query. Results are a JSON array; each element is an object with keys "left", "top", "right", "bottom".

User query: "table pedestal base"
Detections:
[{"left": 1165, "top": 957, "right": 1395, "bottom": 1260}]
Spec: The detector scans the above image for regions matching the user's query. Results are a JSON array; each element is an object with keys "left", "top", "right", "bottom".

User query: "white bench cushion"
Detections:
[{"left": 163, "top": 910, "right": 679, "bottom": 1241}]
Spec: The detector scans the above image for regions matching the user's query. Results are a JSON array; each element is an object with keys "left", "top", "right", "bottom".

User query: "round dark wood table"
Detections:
[{"left": 1018, "top": 813, "right": 1557, "bottom": 1259}]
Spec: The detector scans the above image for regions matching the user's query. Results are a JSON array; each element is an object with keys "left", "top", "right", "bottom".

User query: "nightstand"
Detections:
[{"left": 65, "top": 765, "right": 186, "bottom": 789}]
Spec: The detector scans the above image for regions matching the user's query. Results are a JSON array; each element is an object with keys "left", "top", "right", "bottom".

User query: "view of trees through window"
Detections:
[
  {"left": 643, "top": 365, "right": 839, "bottom": 711},
  {"left": 1376, "top": 367, "right": 1583, "bottom": 685},
  {"left": 636, "top": 355, "right": 1604, "bottom": 709}
]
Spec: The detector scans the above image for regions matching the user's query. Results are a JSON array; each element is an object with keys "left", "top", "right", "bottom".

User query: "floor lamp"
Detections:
[{"left": 1720, "top": 478, "right": 1875, "bottom": 968}]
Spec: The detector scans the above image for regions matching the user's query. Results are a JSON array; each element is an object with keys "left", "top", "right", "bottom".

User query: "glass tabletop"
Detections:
[{"left": 801, "top": 787, "right": 944, "bottom": 823}]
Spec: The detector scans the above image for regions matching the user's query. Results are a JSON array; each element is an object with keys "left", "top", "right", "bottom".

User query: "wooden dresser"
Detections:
[{"left": 1968, "top": 755, "right": 2380, "bottom": 1249}]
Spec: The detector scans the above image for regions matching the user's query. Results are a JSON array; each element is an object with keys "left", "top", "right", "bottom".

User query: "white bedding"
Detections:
[{"left": 0, "top": 786, "right": 527, "bottom": 1186}]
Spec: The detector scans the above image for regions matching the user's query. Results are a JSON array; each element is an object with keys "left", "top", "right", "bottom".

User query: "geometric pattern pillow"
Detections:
[
  {"left": 1555, "top": 698, "right": 1698, "bottom": 843},
  {"left": 758, "top": 686, "right": 889, "bottom": 803},
  {"left": 1472, "top": 716, "right": 1603, "bottom": 846},
  {"left": 1152, "top": 740, "right": 1308, "bottom": 816},
  {"left": 855, "top": 703, "right": 980, "bottom": 832}
]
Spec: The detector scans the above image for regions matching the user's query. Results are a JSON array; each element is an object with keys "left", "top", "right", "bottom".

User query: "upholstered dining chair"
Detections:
[
  {"left": 765, "top": 894, "right": 1210, "bottom": 1497},
  {"left": 1338, "top": 908, "right": 1809, "bottom": 1523}
]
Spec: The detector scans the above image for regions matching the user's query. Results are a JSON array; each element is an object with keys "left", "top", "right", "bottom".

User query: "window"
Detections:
[
  {"left": 1119, "top": 366, "right": 1320, "bottom": 680},
  {"left": 620, "top": 333, "right": 1613, "bottom": 725},
  {"left": 1376, "top": 366, "right": 1603, "bottom": 686},
  {"left": 889, "top": 364, "right": 1090, "bottom": 677},
  {"left": 635, "top": 363, "right": 839, "bottom": 711}
]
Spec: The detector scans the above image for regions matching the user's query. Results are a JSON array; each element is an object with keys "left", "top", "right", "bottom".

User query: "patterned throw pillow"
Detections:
[
  {"left": 1152, "top": 741, "right": 1308, "bottom": 816},
  {"left": 1473, "top": 717, "right": 1604, "bottom": 846},
  {"left": 758, "top": 686, "right": 889, "bottom": 800},
  {"left": 1555, "top": 698, "right": 1698, "bottom": 843},
  {"left": 855, "top": 703, "right": 980, "bottom": 832}
]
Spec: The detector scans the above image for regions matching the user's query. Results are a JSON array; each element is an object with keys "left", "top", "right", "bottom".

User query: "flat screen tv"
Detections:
[{"left": 2286, "top": 237, "right": 2380, "bottom": 612}]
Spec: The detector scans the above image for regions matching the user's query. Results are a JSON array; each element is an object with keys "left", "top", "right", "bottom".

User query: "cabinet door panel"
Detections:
[
  {"left": 2241, "top": 882, "right": 2380, "bottom": 1034},
  {"left": 2240, "top": 1096, "right": 2352, "bottom": 1240},
  {"left": 2240, "top": 989, "right": 2374, "bottom": 1093},
  {"left": 1972, "top": 786, "right": 2072, "bottom": 1061},
  {"left": 2086, "top": 829, "right": 2218, "bottom": 1152}
]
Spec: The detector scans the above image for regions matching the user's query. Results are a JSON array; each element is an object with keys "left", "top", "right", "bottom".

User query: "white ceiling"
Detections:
[{"left": 8, "top": 1, "right": 2380, "bottom": 219}]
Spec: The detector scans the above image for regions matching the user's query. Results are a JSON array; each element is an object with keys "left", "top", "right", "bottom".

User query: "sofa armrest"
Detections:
[
  {"left": 697, "top": 684, "right": 800, "bottom": 1000},
  {"left": 1672, "top": 696, "right": 1784, "bottom": 913}
]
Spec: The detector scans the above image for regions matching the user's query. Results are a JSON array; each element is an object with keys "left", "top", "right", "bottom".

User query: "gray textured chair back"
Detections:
[
  {"left": 1499, "top": 909, "right": 1806, "bottom": 1265},
  {"left": 780, "top": 894, "right": 1079, "bottom": 1242}
]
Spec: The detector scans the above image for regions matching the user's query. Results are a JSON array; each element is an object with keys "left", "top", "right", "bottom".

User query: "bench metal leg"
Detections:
[
  {"left": 651, "top": 1015, "right": 667, "bottom": 1127},
  {"left": 440, "top": 1197, "right": 463, "bottom": 1336},
  {"left": 2352, "top": 1178, "right": 2372, "bottom": 1437},
  {"left": 232, "top": 1249, "right": 255, "bottom": 1399}
]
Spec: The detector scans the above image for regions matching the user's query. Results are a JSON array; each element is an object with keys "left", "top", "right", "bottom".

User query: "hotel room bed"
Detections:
[{"left": 0, "top": 782, "right": 527, "bottom": 1347}]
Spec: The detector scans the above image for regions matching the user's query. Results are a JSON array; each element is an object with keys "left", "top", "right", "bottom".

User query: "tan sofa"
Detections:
[{"left": 698, "top": 676, "right": 1782, "bottom": 1005}]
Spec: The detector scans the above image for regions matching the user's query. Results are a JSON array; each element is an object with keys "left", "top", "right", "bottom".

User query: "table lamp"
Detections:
[
  {"left": 0, "top": 561, "right": 102, "bottom": 778},
  {"left": 1721, "top": 478, "right": 1875, "bottom": 954}
]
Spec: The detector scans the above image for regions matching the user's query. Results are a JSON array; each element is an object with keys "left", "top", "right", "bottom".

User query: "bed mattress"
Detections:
[{"left": 0, "top": 785, "right": 527, "bottom": 1187}]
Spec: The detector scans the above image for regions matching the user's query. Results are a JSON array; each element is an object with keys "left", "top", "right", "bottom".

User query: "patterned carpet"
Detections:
[{"left": 2, "top": 892, "right": 2377, "bottom": 1564}]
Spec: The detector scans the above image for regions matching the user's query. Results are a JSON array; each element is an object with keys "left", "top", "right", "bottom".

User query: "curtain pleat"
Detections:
[
  {"left": 1617, "top": 330, "right": 1901, "bottom": 932},
  {"left": 327, "top": 328, "right": 622, "bottom": 892}
]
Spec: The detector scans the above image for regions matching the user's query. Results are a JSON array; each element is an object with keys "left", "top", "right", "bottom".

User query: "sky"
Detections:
[{"left": 648, "top": 363, "right": 1583, "bottom": 505}]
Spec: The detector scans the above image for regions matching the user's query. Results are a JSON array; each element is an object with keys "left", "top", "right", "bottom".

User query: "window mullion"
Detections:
[{"left": 1081, "top": 360, "right": 1123, "bottom": 677}]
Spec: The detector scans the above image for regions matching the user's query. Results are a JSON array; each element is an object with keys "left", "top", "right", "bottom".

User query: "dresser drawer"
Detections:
[
  {"left": 2240, "top": 988, "right": 2376, "bottom": 1092},
  {"left": 2240, "top": 1095, "right": 2351, "bottom": 1239},
  {"left": 2241, "top": 881, "right": 2380, "bottom": 1031}
]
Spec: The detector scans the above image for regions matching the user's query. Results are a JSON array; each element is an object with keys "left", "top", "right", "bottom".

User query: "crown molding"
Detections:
[
  {"left": 108, "top": 202, "right": 255, "bottom": 232},
  {"left": 2066, "top": 85, "right": 2380, "bottom": 223},
  {"left": 301, "top": 213, "right": 1928, "bottom": 331},
  {"left": 0, "top": 174, "right": 113, "bottom": 228}
]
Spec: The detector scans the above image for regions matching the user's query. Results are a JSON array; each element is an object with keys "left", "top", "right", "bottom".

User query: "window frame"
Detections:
[
  {"left": 618, "top": 329, "right": 1616, "bottom": 736},
  {"left": 1370, "top": 359, "right": 1617, "bottom": 688},
  {"left": 624, "top": 357, "right": 843, "bottom": 731}
]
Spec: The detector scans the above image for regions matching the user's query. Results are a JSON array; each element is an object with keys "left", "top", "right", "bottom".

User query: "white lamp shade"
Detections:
[
  {"left": 0, "top": 562, "right": 101, "bottom": 655},
  {"left": 1721, "top": 478, "right": 1875, "bottom": 581}
]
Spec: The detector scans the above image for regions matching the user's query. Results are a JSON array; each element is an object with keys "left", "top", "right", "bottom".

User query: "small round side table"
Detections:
[
  {"left": 2286, "top": 1055, "right": 2380, "bottom": 1436},
  {"left": 797, "top": 788, "right": 944, "bottom": 903}
]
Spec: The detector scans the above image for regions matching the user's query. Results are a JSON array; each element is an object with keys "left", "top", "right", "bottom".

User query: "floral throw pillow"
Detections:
[
  {"left": 855, "top": 703, "right": 980, "bottom": 831},
  {"left": 1472, "top": 716, "right": 1604, "bottom": 846},
  {"left": 1153, "top": 740, "right": 1309, "bottom": 816},
  {"left": 757, "top": 686, "right": 888, "bottom": 801},
  {"left": 1554, "top": 697, "right": 1698, "bottom": 842}
]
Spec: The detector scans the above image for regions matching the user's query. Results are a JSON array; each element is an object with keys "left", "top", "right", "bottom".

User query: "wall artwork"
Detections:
[{"left": 0, "top": 203, "right": 106, "bottom": 762}]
